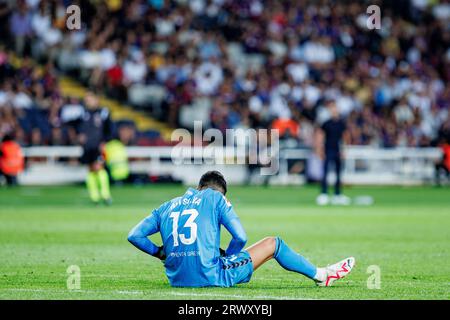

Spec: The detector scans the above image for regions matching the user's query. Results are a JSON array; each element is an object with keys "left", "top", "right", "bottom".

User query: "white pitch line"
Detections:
[
  {"left": 1, "top": 288, "right": 315, "bottom": 300},
  {"left": 164, "top": 291, "right": 312, "bottom": 300},
  {"left": 1, "top": 288, "right": 144, "bottom": 295}
]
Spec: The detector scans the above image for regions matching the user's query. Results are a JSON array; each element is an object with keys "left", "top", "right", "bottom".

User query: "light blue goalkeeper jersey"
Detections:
[{"left": 133, "top": 187, "right": 245, "bottom": 287}]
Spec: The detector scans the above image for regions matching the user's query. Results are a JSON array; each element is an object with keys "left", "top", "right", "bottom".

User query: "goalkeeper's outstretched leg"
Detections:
[{"left": 246, "top": 237, "right": 355, "bottom": 287}]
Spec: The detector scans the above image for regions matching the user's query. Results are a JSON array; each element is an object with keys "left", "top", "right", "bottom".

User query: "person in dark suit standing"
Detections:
[
  {"left": 316, "top": 100, "right": 350, "bottom": 206},
  {"left": 78, "top": 91, "right": 113, "bottom": 205}
]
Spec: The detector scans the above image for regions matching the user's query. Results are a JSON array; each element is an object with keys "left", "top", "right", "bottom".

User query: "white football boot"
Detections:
[
  {"left": 315, "top": 257, "right": 356, "bottom": 287},
  {"left": 316, "top": 194, "right": 330, "bottom": 206}
]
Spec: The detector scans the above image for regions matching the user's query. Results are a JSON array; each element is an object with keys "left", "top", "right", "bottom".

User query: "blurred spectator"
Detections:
[
  {"left": 435, "top": 144, "right": 450, "bottom": 186},
  {"left": 104, "top": 138, "right": 129, "bottom": 184},
  {"left": 0, "top": 133, "right": 24, "bottom": 185},
  {"left": 0, "top": 0, "right": 448, "bottom": 151},
  {"left": 9, "top": 1, "right": 32, "bottom": 56}
]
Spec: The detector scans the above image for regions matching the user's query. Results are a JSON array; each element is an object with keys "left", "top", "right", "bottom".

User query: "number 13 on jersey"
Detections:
[{"left": 169, "top": 209, "right": 199, "bottom": 246}]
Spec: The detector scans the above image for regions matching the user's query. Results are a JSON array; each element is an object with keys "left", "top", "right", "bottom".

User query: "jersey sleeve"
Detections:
[
  {"left": 341, "top": 119, "right": 347, "bottom": 133},
  {"left": 127, "top": 208, "right": 161, "bottom": 256},
  {"left": 101, "top": 107, "right": 113, "bottom": 142},
  {"left": 217, "top": 193, "right": 238, "bottom": 225},
  {"left": 216, "top": 193, "right": 247, "bottom": 255}
]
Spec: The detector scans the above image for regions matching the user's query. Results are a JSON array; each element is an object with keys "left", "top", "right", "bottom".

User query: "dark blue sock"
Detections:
[{"left": 274, "top": 237, "right": 317, "bottom": 279}]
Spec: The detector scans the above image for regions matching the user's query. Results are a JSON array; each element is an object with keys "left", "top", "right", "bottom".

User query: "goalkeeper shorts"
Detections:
[{"left": 218, "top": 250, "right": 253, "bottom": 287}]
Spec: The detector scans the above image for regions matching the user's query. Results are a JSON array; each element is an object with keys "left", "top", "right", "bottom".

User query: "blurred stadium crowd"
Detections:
[{"left": 0, "top": 0, "right": 449, "bottom": 148}]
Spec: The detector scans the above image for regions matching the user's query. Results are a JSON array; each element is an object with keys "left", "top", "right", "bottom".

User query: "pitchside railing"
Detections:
[{"left": 18, "top": 146, "right": 442, "bottom": 185}]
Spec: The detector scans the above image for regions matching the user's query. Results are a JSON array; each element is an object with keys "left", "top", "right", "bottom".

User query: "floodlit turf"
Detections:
[{"left": 0, "top": 184, "right": 449, "bottom": 300}]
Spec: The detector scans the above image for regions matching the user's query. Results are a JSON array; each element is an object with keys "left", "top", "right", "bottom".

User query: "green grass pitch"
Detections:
[{"left": 0, "top": 184, "right": 449, "bottom": 300}]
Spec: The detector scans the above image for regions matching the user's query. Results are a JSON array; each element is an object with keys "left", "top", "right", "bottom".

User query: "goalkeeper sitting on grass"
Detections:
[{"left": 128, "top": 171, "right": 355, "bottom": 287}]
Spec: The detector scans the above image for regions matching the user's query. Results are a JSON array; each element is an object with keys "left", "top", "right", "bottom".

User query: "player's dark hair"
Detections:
[{"left": 198, "top": 171, "right": 227, "bottom": 195}]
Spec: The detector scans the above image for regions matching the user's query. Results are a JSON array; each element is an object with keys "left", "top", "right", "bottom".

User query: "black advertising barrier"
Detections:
[{"left": 0, "top": 300, "right": 444, "bottom": 318}]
